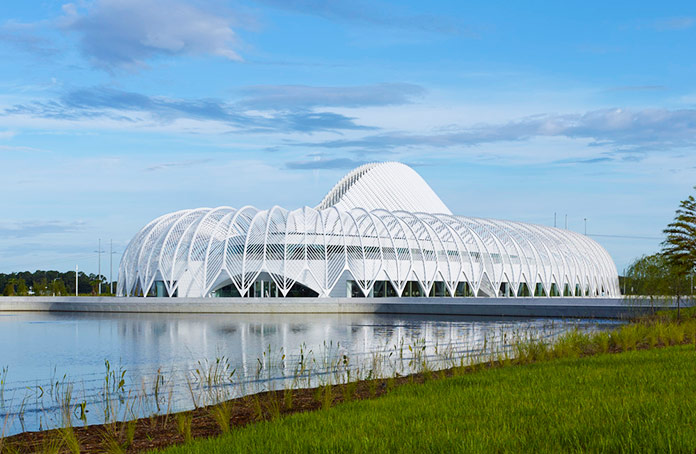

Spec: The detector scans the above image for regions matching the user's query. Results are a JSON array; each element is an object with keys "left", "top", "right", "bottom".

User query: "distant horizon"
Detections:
[{"left": 2, "top": 1, "right": 695, "bottom": 275}]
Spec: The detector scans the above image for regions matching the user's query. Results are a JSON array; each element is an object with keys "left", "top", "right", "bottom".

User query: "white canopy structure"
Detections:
[{"left": 117, "top": 162, "right": 619, "bottom": 299}]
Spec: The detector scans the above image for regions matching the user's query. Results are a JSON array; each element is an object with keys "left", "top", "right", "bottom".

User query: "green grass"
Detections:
[{"left": 153, "top": 344, "right": 696, "bottom": 453}]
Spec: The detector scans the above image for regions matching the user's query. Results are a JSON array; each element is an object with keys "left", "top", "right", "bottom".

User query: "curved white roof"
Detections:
[
  {"left": 316, "top": 162, "right": 452, "bottom": 214},
  {"left": 117, "top": 206, "right": 620, "bottom": 299},
  {"left": 118, "top": 162, "right": 619, "bottom": 299}
]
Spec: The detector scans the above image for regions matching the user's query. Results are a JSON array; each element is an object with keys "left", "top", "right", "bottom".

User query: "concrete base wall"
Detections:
[{"left": 0, "top": 296, "right": 684, "bottom": 319}]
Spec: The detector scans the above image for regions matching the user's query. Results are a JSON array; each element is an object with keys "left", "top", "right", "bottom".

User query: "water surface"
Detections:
[{"left": 0, "top": 312, "right": 620, "bottom": 435}]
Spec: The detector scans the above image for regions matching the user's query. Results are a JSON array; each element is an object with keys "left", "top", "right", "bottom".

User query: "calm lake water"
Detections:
[{"left": 0, "top": 312, "right": 621, "bottom": 435}]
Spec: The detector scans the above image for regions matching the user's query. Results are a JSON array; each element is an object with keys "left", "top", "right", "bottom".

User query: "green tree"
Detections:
[
  {"left": 33, "top": 277, "right": 48, "bottom": 296},
  {"left": 15, "top": 279, "right": 28, "bottom": 296},
  {"left": 89, "top": 279, "right": 101, "bottom": 295},
  {"left": 50, "top": 279, "right": 68, "bottom": 296},
  {"left": 625, "top": 254, "right": 668, "bottom": 311},
  {"left": 625, "top": 254, "right": 692, "bottom": 314},
  {"left": 662, "top": 187, "right": 696, "bottom": 315},
  {"left": 663, "top": 186, "right": 696, "bottom": 272},
  {"left": 3, "top": 281, "right": 15, "bottom": 296}
]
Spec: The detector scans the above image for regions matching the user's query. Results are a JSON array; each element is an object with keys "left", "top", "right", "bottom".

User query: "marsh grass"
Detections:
[
  {"left": 264, "top": 392, "right": 282, "bottom": 421},
  {"left": 366, "top": 374, "right": 379, "bottom": 398},
  {"left": 282, "top": 386, "right": 293, "bottom": 410},
  {"left": 124, "top": 419, "right": 137, "bottom": 448},
  {"left": 175, "top": 413, "right": 192, "bottom": 444},
  {"left": 100, "top": 435, "right": 125, "bottom": 454},
  {"left": 97, "top": 423, "right": 124, "bottom": 454},
  {"left": 39, "top": 433, "right": 64, "bottom": 454},
  {"left": 320, "top": 385, "right": 333, "bottom": 410},
  {"left": 312, "top": 385, "right": 323, "bottom": 404},
  {"left": 341, "top": 378, "right": 357, "bottom": 403},
  {"left": 209, "top": 401, "right": 233, "bottom": 434},
  {"left": 251, "top": 395, "right": 263, "bottom": 422},
  {"left": 58, "top": 426, "right": 80, "bottom": 454},
  {"left": 0, "top": 367, "right": 7, "bottom": 411},
  {"left": 0, "top": 440, "right": 18, "bottom": 454}
]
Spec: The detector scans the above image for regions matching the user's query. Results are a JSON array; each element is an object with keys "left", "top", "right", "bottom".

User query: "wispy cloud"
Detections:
[
  {"left": 0, "top": 144, "right": 44, "bottom": 153},
  {"left": 554, "top": 156, "right": 614, "bottom": 165},
  {"left": 0, "top": 20, "right": 57, "bottom": 56},
  {"left": 652, "top": 17, "right": 694, "bottom": 31},
  {"left": 145, "top": 158, "right": 213, "bottom": 172},
  {"left": 301, "top": 108, "right": 696, "bottom": 153},
  {"left": 255, "top": 0, "right": 471, "bottom": 35},
  {"left": 60, "top": 0, "right": 242, "bottom": 70},
  {"left": 238, "top": 83, "right": 425, "bottom": 109},
  {"left": 285, "top": 158, "right": 367, "bottom": 169},
  {"left": 604, "top": 85, "right": 666, "bottom": 92},
  {"left": 0, "top": 221, "right": 85, "bottom": 238},
  {"left": 4, "top": 86, "right": 373, "bottom": 133}
]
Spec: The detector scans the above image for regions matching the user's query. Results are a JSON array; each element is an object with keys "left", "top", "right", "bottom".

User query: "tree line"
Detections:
[{"left": 0, "top": 270, "right": 116, "bottom": 296}]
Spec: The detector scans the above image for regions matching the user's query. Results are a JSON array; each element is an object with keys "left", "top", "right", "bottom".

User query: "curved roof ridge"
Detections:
[
  {"left": 316, "top": 161, "right": 452, "bottom": 214},
  {"left": 316, "top": 162, "right": 380, "bottom": 210}
]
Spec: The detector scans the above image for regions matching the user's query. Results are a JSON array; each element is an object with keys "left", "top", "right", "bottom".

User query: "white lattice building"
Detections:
[{"left": 117, "top": 162, "right": 620, "bottom": 299}]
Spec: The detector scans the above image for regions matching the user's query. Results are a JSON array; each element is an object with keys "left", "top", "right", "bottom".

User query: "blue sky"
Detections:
[{"left": 1, "top": 0, "right": 695, "bottom": 276}]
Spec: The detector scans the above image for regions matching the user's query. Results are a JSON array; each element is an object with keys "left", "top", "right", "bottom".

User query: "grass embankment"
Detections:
[
  {"left": 155, "top": 347, "right": 696, "bottom": 453},
  {"left": 154, "top": 314, "right": 696, "bottom": 454}
]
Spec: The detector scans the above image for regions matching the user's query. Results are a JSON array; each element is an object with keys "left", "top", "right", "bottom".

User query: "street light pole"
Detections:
[
  {"left": 98, "top": 239, "right": 101, "bottom": 295},
  {"left": 110, "top": 239, "right": 113, "bottom": 295},
  {"left": 75, "top": 264, "right": 78, "bottom": 297},
  {"left": 52, "top": 278, "right": 59, "bottom": 297},
  {"left": 94, "top": 239, "right": 106, "bottom": 295},
  {"left": 584, "top": 218, "right": 587, "bottom": 235}
]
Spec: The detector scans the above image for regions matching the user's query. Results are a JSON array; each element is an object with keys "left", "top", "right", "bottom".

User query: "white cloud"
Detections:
[
  {"left": 60, "top": 0, "right": 242, "bottom": 70},
  {"left": 302, "top": 107, "right": 696, "bottom": 154},
  {"left": 652, "top": 17, "right": 694, "bottom": 31},
  {"left": 238, "top": 83, "right": 425, "bottom": 109},
  {"left": 0, "top": 144, "right": 44, "bottom": 153}
]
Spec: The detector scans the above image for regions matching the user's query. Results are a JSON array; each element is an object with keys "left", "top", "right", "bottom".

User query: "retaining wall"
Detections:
[{"left": 0, "top": 296, "right": 682, "bottom": 319}]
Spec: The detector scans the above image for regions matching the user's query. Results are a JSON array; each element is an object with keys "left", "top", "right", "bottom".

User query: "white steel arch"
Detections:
[{"left": 118, "top": 162, "right": 620, "bottom": 298}]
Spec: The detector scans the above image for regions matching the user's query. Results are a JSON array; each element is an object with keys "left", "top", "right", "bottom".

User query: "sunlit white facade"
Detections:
[{"left": 117, "top": 162, "right": 620, "bottom": 298}]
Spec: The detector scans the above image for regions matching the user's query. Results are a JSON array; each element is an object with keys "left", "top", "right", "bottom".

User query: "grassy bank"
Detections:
[{"left": 156, "top": 344, "right": 696, "bottom": 453}]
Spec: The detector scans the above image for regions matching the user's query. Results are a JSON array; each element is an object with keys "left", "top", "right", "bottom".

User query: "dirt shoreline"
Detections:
[{"left": 1, "top": 368, "right": 444, "bottom": 453}]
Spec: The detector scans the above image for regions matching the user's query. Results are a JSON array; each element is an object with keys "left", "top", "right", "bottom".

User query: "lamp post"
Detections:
[
  {"left": 94, "top": 239, "right": 106, "bottom": 295},
  {"left": 52, "top": 277, "right": 59, "bottom": 296},
  {"left": 109, "top": 239, "right": 115, "bottom": 295},
  {"left": 75, "top": 265, "right": 78, "bottom": 297},
  {"left": 584, "top": 218, "right": 587, "bottom": 235}
]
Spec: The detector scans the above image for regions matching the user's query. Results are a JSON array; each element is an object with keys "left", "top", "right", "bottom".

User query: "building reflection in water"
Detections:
[{"left": 0, "top": 312, "right": 619, "bottom": 435}]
